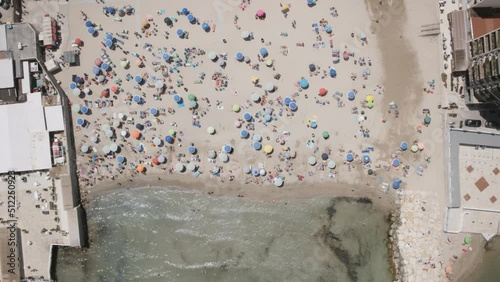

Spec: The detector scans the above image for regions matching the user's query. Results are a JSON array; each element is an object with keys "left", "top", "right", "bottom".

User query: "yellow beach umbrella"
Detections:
[
  {"left": 251, "top": 76, "right": 259, "bottom": 84},
  {"left": 233, "top": 104, "right": 240, "bottom": 112},
  {"left": 366, "top": 95, "right": 374, "bottom": 103},
  {"left": 264, "top": 145, "right": 273, "bottom": 154},
  {"left": 265, "top": 59, "right": 273, "bottom": 67},
  {"left": 120, "top": 60, "right": 129, "bottom": 68},
  {"left": 282, "top": 4, "right": 290, "bottom": 11},
  {"left": 168, "top": 129, "right": 176, "bottom": 136}
]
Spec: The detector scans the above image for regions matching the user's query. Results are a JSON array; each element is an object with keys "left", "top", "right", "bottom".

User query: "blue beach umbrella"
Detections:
[
  {"left": 69, "top": 82, "right": 77, "bottom": 89},
  {"left": 243, "top": 112, "right": 252, "bottom": 121},
  {"left": 307, "top": 0, "right": 315, "bottom": 6},
  {"left": 325, "top": 25, "right": 332, "bottom": 33},
  {"left": 264, "top": 114, "right": 272, "bottom": 122},
  {"left": 135, "top": 145, "right": 143, "bottom": 152},
  {"left": 101, "top": 63, "right": 109, "bottom": 71},
  {"left": 81, "top": 106, "right": 89, "bottom": 114},
  {"left": 106, "top": 33, "right": 113, "bottom": 40},
  {"left": 202, "top": 22, "right": 210, "bottom": 32},
  {"left": 310, "top": 121, "right": 318, "bottom": 129},
  {"left": 392, "top": 159, "right": 400, "bottom": 167},
  {"left": 85, "top": 21, "right": 93, "bottom": 27},
  {"left": 106, "top": 7, "right": 115, "bottom": 14},
  {"left": 392, "top": 180, "right": 401, "bottom": 189},
  {"left": 289, "top": 102, "right": 298, "bottom": 111},
  {"left": 74, "top": 77, "right": 83, "bottom": 84},
  {"left": 284, "top": 97, "right": 292, "bottom": 105},
  {"left": 329, "top": 69, "right": 337, "bottom": 77},
  {"left": 235, "top": 52, "right": 244, "bottom": 61},
  {"left": 174, "top": 95, "right": 182, "bottom": 103},
  {"left": 162, "top": 53, "right": 170, "bottom": 61},
  {"left": 188, "top": 146, "right": 196, "bottom": 154},
  {"left": 158, "top": 155, "right": 166, "bottom": 163},
  {"left": 182, "top": 8, "right": 189, "bottom": 15},
  {"left": 346, "top": 153, "right": 354, "bottom": 162},
  {"left": 150, "top": 108, "right": 158, "bottom": 116},
  {"left": 363, "top": 155, "right": 370, "bottom": 163},
  {"left": 400, "top": 142, "right": 408, "bottom": 151},
  {"left": 252, "top": 168, "right": 260, "bottom": 176},
  {"left": 165, "top": 135, "right": 174, "bottom": 144},
  {"left": 76, "top": 118, "right": 85, "bottom": 126},
  {"left": 135, "top": 76, "right": 142, "bottom": 84},
  {"left": 299, "top": 79, "right": 309, "bottom": 89},
  {"left": 253, "top": 142, "right": 262, "bottom": 150},
  {"left": 224, "top": 145, "right": 232, "bottom": 153},
  {"left": 133, "top": 95, "right": 141, "bottom": 103},
  {"left": 117, "top": 155, "right": 125, "bottom": 163},
  {"left": 92, "top": 66, "right": 100, "bottom": 75},
  {"left": 88, "top": 27, "right": 95, "bottom": 34},
  {"left": 135, "top": 123, "right": 144, "bottom": 130},
  {"left": 240, "top": 130, "right": 249, "bottom": 138},
  {"left": 347, "top": 91, "right": 355, "bottom": 100},
  {"left": 176, "top": 29, "right": 184, "bottom": 37},
  {"left": 187, "top": 14, "right": 195, "bottom": 23},
  {"left": 260, "top": 48, "right": 268, "bottom": 57},
  {"left": 105, "top": 39, "right": 113, "bottom": 48}
]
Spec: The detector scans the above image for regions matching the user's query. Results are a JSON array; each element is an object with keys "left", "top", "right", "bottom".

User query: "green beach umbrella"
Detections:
[
  {"left": 424, "top": 116, "right": 431, "bottom": 124},
  {"left": 188, "top": 93, "right": 196, "bottom": 101},
  {"left": 189, "top": 100, "right": 198, "bottom": 108},
  {"left": 233, "top": 104, "right": 240, "bottom": 112},
  {"left": 411, "top": 145, "right": 418, "bottom": 153},
  {"left": 366, "top": 102, "right": 374, "bottom": 109},
  {"left": 322, "top": 131, "right": 330, "bottom": 139},
  {"left": 169, "top": 129, "right": 176, "bottom": 136},
  {"left": 464, "top": 236, "right": 471, "bottom": 244},
  {"left": 368, "top": 169, "right": 374, "bottom": 175},
  {"left": 207, "top": 126, "right": 215, "bottom": 135}
]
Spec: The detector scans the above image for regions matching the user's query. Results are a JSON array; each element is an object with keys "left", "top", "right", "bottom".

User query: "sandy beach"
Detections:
[{"left": 45, "top": 0, "right": 469, "bottom": 280}]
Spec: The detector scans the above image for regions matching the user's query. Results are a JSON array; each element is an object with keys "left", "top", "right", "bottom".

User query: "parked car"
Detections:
[
  {"left": 464, "top": 119, "right": 482, "bottom": 127},
  {"left": 485, "top": 121, "right": 497, "bottom": 129}
]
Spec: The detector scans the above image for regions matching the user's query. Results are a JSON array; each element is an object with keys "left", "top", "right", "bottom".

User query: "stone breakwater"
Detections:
[{"left": 389, "top": 192, "right": 447, "bottom": 282}]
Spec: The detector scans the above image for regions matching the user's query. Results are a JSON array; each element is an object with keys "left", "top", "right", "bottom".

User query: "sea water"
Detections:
[{"left": 56, "top": 188, "right": 393, "bottom": 282}]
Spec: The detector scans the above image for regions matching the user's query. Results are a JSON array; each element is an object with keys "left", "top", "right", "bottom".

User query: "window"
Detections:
[{"left": 491, "top": 32, "right": 497, "bottom": 50}]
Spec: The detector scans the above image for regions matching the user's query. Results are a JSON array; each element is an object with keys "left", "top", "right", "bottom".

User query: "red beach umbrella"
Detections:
[
  {"left": 110, "top": 85, "right": 118, "bottom": 93},
  {"left": 74, "top": 38, "right": 82, "bottom": 45},
  {"left": 95, "top": 58, "right": 102, "bottom": 66},
  {"left": 319, "top": 88, "right": 327, "bottom": 96},
  {"left": 152, "top": 158, "right": 159, "bottom": 165},
  {"left": 101, "top": 89, "right": 109, "bottom": 98}
]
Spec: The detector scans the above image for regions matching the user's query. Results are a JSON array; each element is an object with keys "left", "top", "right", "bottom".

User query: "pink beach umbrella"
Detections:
[
  {"left": 234, "top": 120, "right": 242, "bottom": 128},
  {"left": 256, "top": 9, "right": 265, "bottom": 18}
]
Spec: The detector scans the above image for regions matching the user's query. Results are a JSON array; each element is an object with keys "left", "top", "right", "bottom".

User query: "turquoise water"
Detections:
[{"left": 56, "top": 188, "right": 393, "bottom": 281}]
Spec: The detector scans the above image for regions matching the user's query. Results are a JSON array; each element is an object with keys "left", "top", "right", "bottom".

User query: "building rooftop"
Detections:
[
  {"left": 0, "top": 58, "right": 14, "bottom": 89},
  {"left": 471, "top": 16, "right": 500, "bottom": 39}
]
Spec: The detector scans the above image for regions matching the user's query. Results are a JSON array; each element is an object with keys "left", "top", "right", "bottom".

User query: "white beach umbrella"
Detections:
[
  {"left": 274, "top": 177, "right": 284, "bottom": 187},
  {"left": 102, "top": 145, "right": 111, "bottom": 154},
  {"left": 118, "top": 113, "right": 125, "bottom": 120},
  {"left": 243, "top": 166, "right": 251, "bottom": 174},
  {"left": 71, "top": 104, "right": 81, "bottom": 113},
  {"left": 187, "top": 163, "right": 197, "bottom": 172},
  {"left": 156, "top": 80, "right": 164, "bottom": 88},
  {"left": 102, "top": 123, "right": 111, "bottom": 131},
  {"left": 81, "top": 145, "right": 89, "bottom": 153},
  {"left": 251, "top": 92, "right": 260, "bottom": 102},
  {"left": 212, "top": 166, "right": 220, "bottom": 174},
  {"left": 105, "top": 129, "right": 114, "bottom": 138},
  {"left": 83, "top": 87, "right": 91, "bottom": 94},
  {"left": 252, "top": 134, "right": 262, "bottom": 142},
  {"left": 153, "top": 137, "right": 161, "bottom": 146},
  {"left": 109, "top": 143, "right": 118, "bottom": 152},
  {"left": 308, "top": 156, "right": 317, "bottom": 166},
  {"left": 120, "top": 130, "right": 128, "bottom": 137},
  {"left": 207, "top": 150, "right": 216, "bottom": 159},
  {"left": 72, "top": 88, "right": 81, "bottom": 96},
  {"left": 219, "top": 152, "right": 229, "bottom": 163},
  {"left": 266, "top": 82, "right": 275, "bottom": 92},
  {"left": 90, "top": 136, "right": 98, "bottom": 143},
  {"left": 208, "top": 51, "right": 217, "bottom": 61},
  {"left": 175, "top": 163, "right": 185, "bottom": 172},
  {"left": 259, "top": 169, "right": 266, "bottom": 176},
  {"left": 328, "top": 160, "right": 336, "bottom": 169}
]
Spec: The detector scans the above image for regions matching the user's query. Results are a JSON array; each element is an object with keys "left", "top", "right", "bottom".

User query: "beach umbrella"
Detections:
[
  {"left": 118, "top": 9, "right": 125, "bottom": 17},
  {"left": 464, "top": 237, "right": 472, "bottom": 244},
  {"left": 219, "top": 60, "right": 226, "bottom": 67},
  {"left": 366, "top": 95, "right": 374, "bottom": 103},
  {"left": 346, "top": 153, "right": 354, "bottom": 162},
  {"left": 208, "top": 51, "right": 217, "bottom": 61},
  {"left": 88, "top": 27, "right": 95, "bottom": 34},
  {"left": 240, "top": 130, "right": 249, "bottom": 138},
  {"left": 243, "top": 113, "right": 252, "bottom": 121},
  {"left": 120, "top": 130, "right": 127, "bottom": 137},
  {"left": 105, "top": 33, "right": 113, "bottom": 41},
  {"left": 347, "top": 91, "right": 355, "bottom": 100},
  {"left": 207, "top": 126, "right": 215, "bottom": 135},
  {"left": 363, "top": 155, "right": 371, "bottom": 163},
  {"left": 368, "top": 169, "right": 374, "bottom": 175},
  {"left": 101, "top": 89, "right": 109, "bottom": 98},
  {"left": 253, "top": 134, "right": 262, "bottom": 142},
  {"left": 81, "top": 106, "right": 89, "bottom": 114},
  {"left": 299, "top": 79, "right": 309, "bottom": 89},
  {"left": 202, "top": 22, "right": 210, "bottom": 32},
  {"left": 164, "top": 17, "right": 173, "bottom": 26},
  {"left": 131, "top": 130, "right": 141, "bottom": 139},
  {"left": 274, "top": 177, "right": 284, "bottom": 187},
  {"left": 112, "top": 120, "right": 120, "bottom": 128},
  {"left": 212, "top": 166, "right": 221, "bottom": 174},
  {"left": 321, "top": 153, "right": 328, "bottom": 161},
  {"left": 309, "top": 64, "right": 316, "bottom": 72},
  {"left": 232, "top": 104, "right": 240, "bottom": 112},
  {"left": 135, "top": 59, "right": 143, "bottom": 67},
  {"left": 264, "top": 114, "right": 272, "bottom": 122},
  {"left": 102, "top": 145, "right": 111, "bottom": 154},
  {"left": 81, "top": 145, "right": 89, "bottom": 153},
  {"left": 325, "top": 25, "right": 333, "bottom": 33},
  {"left": 259, "top": 169, "right": 266, "bottom": 176},
  {"left": 260, "top": 47, "right": 268, "bottom": 57},
  {"left": 173, "top": 95, "right": 182, "bottom": 103},
  {"left": 92, "top": 66, "right": 100, "bottom": 75},
  {"left": 207, "top": 150, "right": 216, "bottom": 159},
  {"left": 105, "top": 39, "right": 113, "bottom": 48},
  {"left": 83, "top": 88, "right": 91, "bottom": 95},
  {"left": 74, "top": 76, "right": 83, "bottom": 84},
  {"left": 98, "top": 75, "right": 105, "bottom": 82},
  {"left": 118, "top": 113, "right": 125, "bottom": 120},
  {"left": 223, "top": 145, "right": 232, "bottom": 153},
  {"left": 168, "top": 129, "right": 176, "bottom": 136},
  {"left": 119, "top": 60, "right": 129, "bottom": 68},
  {"left": 418, "top": 143, "right": 425, "bottom": 150},
  {"left": 90, "top": 136, "right": 98, "bottom": 143},
  {"left": 110, "top": 85, "right": 118, "bottom": 93},
  {"left": 256, "top": 9, "right": 265, "bottom": 17},
  {"left": 241, "top": 31, "right": 250, "bottom": 39},
  {"left": 308, "top": 156, "right": 317, "bottom": 165},
  {"left": 253, "top": 142, "right": 262, "bottom": 150},
  {"left": 264, "top": 145, "right": 273, "bottom": 154},
  {"left": 72, "top": 88, "right": 81, "bottom": 96},
  {"left": 104, "top": 129, "right": 113, "bottom": 138},
  {"left": 328, "top": 160, "right": 336, "bottom": 169},
  {"left": 135, "top": 144, "right": 143, "bottom": 152},
  {"left": 135, "top": 123, "right": 144, "bottom": 131},
  {"left": 189, "top": 100, "right": 197, "bottom": 108},
  {"left": 136, "top": 165, "right": 145, "bottom": 173},
  {"left": 329, "top": 69, "right": 337, "bottom": 77},
  {"left": 150, "top": 107, "right": 158, "bottom": 116},
  {"left": 158, "top": 155, "right": 166, "bottom": 163},
  {"left": 109, "top": 143, "right": 118, "bottom": 152},
  {"left": 284, "top": 97, "right": 292, "bottom": 105},
  {"left": 392, "top": 180, "right": 401, "bottom": 189},
  {"left": 153, "top": 137, "right": 161, "bottom": 146},
  {"left": 366, "top": 102, "right": 374, "bottom": 109},
  {"left": 102, "top": 124, "right": 111, "bottom": 131},
  {"left": 265, "top": 59, "right": 273, "bottom": 67},
  {"left": 187, "top": 14, "right": 195, "bottom": 23},
  {"left": 307, "top": 0, "right": 315, "bottom": 6},
  {"left": 181, "top": 7, "right": 189, "bottom": 15},
  {"left": 71, "top": 104, "right": 81, "bottom": 113},
  {"left": 392, "top": 159, "right": 400, "bottom": 167},
  {"left": 135, "top": 76, "right": 142, "bottom": 84},
  {"left": 117, "top": 155, "right": 125, "bottom": 163},
  {"left": 251, "top": 92, "right": 260, "bottom": 102},
  {"left": 243, "top": 166, "right": 251, "bottom": 174},
  {"left": 94, "top": 58, "right": 102, "bottom": 66},
  {"left": 187, "top": 163, "right": 197, "bottom": 172},
  {"left": 106, "top": 7, "right": 115, "bottom": 14},
  {"left": 424, "top": 116, "right": 432, "bottom": 124},
  {"left": 155, "top": 81, "right": 164, "bottom": 89},
  {"left": 133, "top": 95, "right": 141, "bottom": 104},
  {"left": 235, "top": 52, "right": 244, "bottom": 61},
  {"left": 219, "top": 153, "right": 229, "bottom": 163},
  {"left": 322, "top": 131, "right": 330, "bottom": 139},
  {"left": 400, "top": 142, "right": 408, "bottom": 151},
  {"left": 85, "top": 20, "right": 93, "bottom": 27},
  {"left": 252, "top": 168, "right": 260, "bottom": 176},
  {"left": 411, "top": 145, "right": 418, "bottom": 153},
  {"left": 69, "top": 82, "right": 77, "bottom": 89},
  {"left": 310, "top": 121, "right": 318, "bottom": 129},
  {"left": 162, "top": 53, "right": 170, "bottom": 61},
  {"left": 289, "top": 102, "right": 298, "bottom": 111},
  {"left": 176, "top": 29, "right": 184, "bottom": 37},
  {"left": 266, "top": 82, "right": 275, "bottom": 92},
  {"left": 152, "top": 158, "right": 159, "bottom": 165},
  {"left": 319, "top": 88, "right": 327, "bottom": 96},
  {"left": 76, "top": 118, "right": 85, "bottom": 126},
  {"left": 165, "top": 135, "right": 174, "bottom": 144},
  {"left": 188, "top": 146, "right": 197, "bottom": 154}
]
